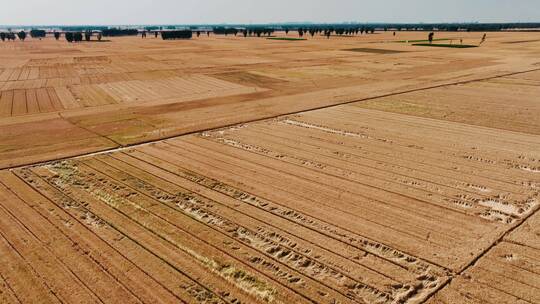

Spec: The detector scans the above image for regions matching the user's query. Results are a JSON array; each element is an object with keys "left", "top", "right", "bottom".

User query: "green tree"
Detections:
[
  {"left": 74, "top": 32, "right": 83, "bottom": 42},
  {"left": 65, "top": 32, "right": 74, "bottom": 42},
  {"left": 17, "top": 31, "right": 27, "bottom": 41}
]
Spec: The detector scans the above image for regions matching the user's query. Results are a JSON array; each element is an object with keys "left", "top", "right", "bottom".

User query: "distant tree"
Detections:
[
  {"left": 54, "top": 32, "right": 60, "bottom": 40},
  {"left": 30, "top": 29, "right": 46, "bottom": 38},
  {"left": 101, "top": 28, "right": 138, "bottom": 37},
  {"left": 17, "top": 31, "right": 27, "bottom": 41},
  {"left": 74, "top": 32, "right": 83, "bottom": 42},
  {"left": 161, "top": 30, "right": 192, "bottom": 40},
  {"left": 0, "top": 32, "right": 5, "bottom": 41},
  {"left": 65, "top": 32, "right": 74, "bottom": 42}
]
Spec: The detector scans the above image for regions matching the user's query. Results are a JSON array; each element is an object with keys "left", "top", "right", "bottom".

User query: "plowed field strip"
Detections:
[
  {"left": 8, "top": 69, "right": 21, "bottom": 82},
  {"left": 36, "top": 88, "right": 54, "bottom": 112},
  {"left": 23, "top": 166, "right": 253, "bottom": 304},
  {"left": 206, "top": 127, "right": 510, "bottom": 220},
  {"left": 0, "top": 232, "right": 61, "bottom": 304},
  {"left": 0, "top": 186, "right": 103, "bottom": 304},
  {"left": 11, "top": 90, "right": 26, "bottom": 116},
  {"left": 0, "top": 171, "right": 184, "bottom": 304},
  {"left": 84, "top": 155, "right": 411, "bottom": 303},
  {"left": 247, "top": 123, "right": 527, "bottom": 199},
  {"left": 127, "top": 144, "right": 452, "bottom": 274},
  {"left": 169, "top": 138, "right": 483, "bottom": 247},
  {"left": 200, "top": 132, "right": 477, "bottom": 242},
  {"left": 279, "top": 117, "right": 538, "bottom": 187},
  {"left": 249, "top": 122, "right": 528, "bottom": 195},
  {"left": 154, "top": 138, "right": 507, "bottom": 269},
  {"left": 103, "top": 152, "right": 412, "bottom": 280},
  {"left": 157, "top": 139, "right": 451, "bottom": 248},
  {"left": 0, "top": 180, "right": 143, "bottom": 304},
  {"left": 206, "top": 125, "right": 538, "bottom": 223},
  {"left": 14, "top": 171, "right": 223, "bottom": 304},
  {"left": 47, "top": 87, "right": 65, "bottom": 111},
  {"left": 332, "top": 105, "right": 539, "bottom": 144},
  {"left": 103, "top": 151, "right": 451, "bottom": 302},
  {"left": 25, "top": 89, "right": 39, "bottom": 114},
  {"left": 0, "top": 69, "right": 13, "bottom": 82},
  {"left": 0, "top": 272, "right": 21, "bottom": 304},
  {"left": 299, "top": 108, "right": 540, "bottom": 165},
  {"left": 70, "top": 160, "right": 360, "bottom": 304},
  {"left": 0, "top": 90, "right": 13, "bottom": 117}
]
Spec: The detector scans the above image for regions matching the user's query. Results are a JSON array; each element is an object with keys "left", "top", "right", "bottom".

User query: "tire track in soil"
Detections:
[
  {"left": 108, "top": 151, "right": 426, "bottom": 284},
  {"left": 82, "top": 155, "right": 406, "bottom": 304},
  {"left": 123, "top": 146, "right": 451, "bottom": 303},
  {"left": 16, "top": 167, "right": 255, "bottom": 304},
  {"left": 0, "top": 179, "right": 141, "bottom": 304},
  {"left": 29, "top": 163, "right": 319, "bottom": 304},
  {"left": 60, "top": 159, "right": 357, "bottom": 304},
  {"left": 248, "top": 122, "right": 530, "bottom": 198},
  {"left": 152, "top": 139, "right": 459, "bottom": 262},
  {"left": 0, "top": 188, "right": 102, "bottom": 304},
  {"left": 201, "top": 127, "right": 536, "bottom": 226},
  {"left": 0, "top": 171, "right": 185, "bottom": 304}
]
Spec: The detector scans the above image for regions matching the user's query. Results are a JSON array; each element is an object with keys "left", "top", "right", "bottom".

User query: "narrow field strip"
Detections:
[
  {"left": 19, "top": 167, "right": 267, "bottom": 304},
  {"left": 85, "top": 154, "right": 419, "bottom": 302}
]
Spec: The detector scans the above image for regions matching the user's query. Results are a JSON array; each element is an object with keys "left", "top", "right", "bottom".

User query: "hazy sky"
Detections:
[{"left": 1, "top": 0, "right": 539, "bottom": 25}]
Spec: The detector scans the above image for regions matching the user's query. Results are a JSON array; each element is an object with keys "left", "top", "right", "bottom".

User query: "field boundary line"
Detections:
[
  {"left": 420, "top": 204, "right": 540, "bottom": 303},
  {"left": 5, "top": 66, "right": 540, "bottom": 170}
]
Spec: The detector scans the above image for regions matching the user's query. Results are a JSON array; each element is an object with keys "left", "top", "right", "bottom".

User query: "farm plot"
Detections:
[
  {"left": 96, "top": 74, "right": 263, "bottom": 105},
  {"left": 0, "top": 88, "right": 64, "bottom": 117},
  {"left": 1, "top": 103, "right": 538, "bottom": 303},
  {"left": 354, "top": 70, "right": 540, "bottom": 135},
  {"left": 429, "top": 207, "right": 540, "bottom": 304},
  {"left": 428, "top": 241, "right": 540, "bottom": 304}
]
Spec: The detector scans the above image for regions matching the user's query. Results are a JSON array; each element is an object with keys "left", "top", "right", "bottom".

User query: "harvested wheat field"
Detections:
[{"left": 0, "top": 31, "right": 539, "bottom": 304}]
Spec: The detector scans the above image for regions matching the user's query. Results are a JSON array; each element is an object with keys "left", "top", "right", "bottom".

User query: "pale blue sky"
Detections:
[{"left": 1, "top": 0, "right": 539, "bottom": 25}]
